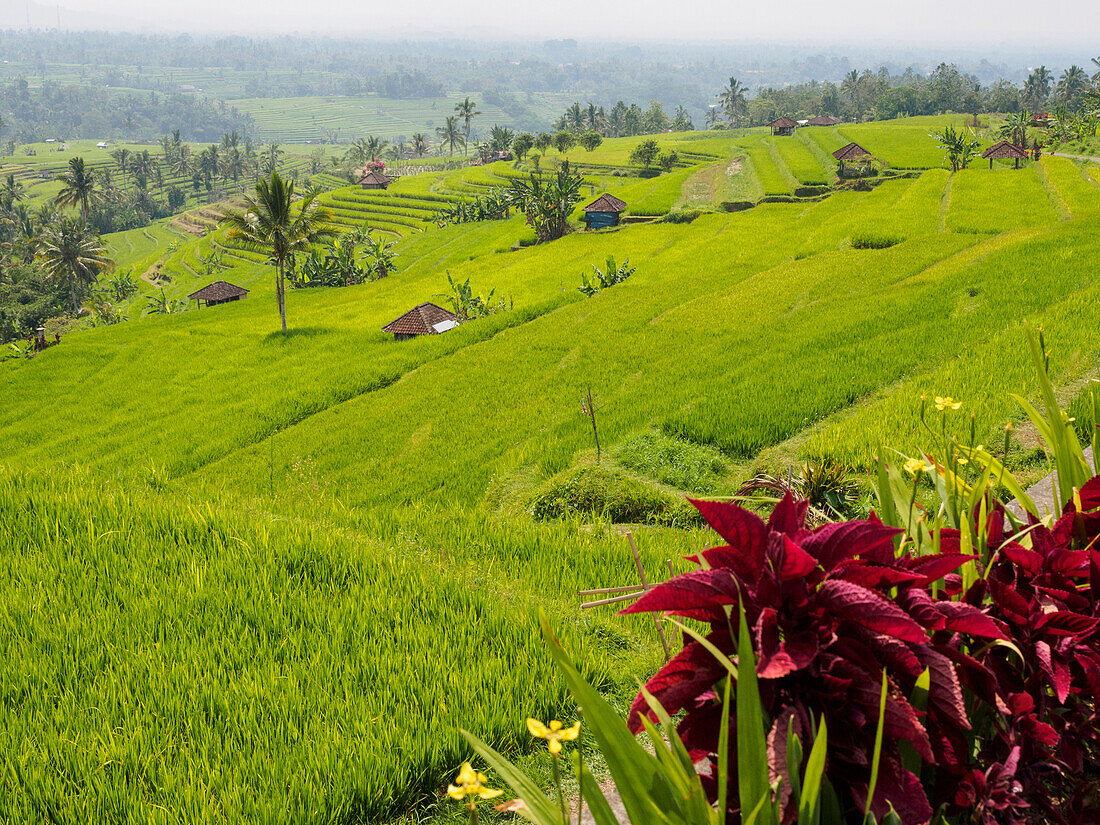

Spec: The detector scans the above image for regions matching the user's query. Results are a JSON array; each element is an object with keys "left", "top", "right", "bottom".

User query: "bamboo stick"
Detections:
[
  {"left": 580, "top": 591, "right": 645, "bottom": 609},
  {"left": 576, "top": 584, "right": 652, "bottom": 596},
  {"left": 628, "top": 532, "right": 671, "bottom": 661}
]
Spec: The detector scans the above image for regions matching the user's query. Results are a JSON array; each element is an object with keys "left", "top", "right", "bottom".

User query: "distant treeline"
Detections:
[
  {"left": 740, "top": 62, "right": 1099, "bottom": 125},
  {"left": 0, "top": 77, "right": 255, "bottom": 142}
]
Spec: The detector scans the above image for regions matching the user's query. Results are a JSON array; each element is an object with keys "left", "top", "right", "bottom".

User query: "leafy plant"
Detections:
[
  {"left": 440, "top": 271, "right": 506, "bottom": 320},
  {"left": 929, "top": 126, "right": 982, "bottom": 172},
  {"left": 506, "top": 161, "right": 584, "bottom": 243},
  {"left": 578, "top": 256, "right": 636, "bottom": 297}
]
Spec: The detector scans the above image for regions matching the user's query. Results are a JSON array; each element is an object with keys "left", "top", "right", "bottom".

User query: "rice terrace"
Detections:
[{"left": 2, "top": 17, "right": 1100, "bottom": 825}]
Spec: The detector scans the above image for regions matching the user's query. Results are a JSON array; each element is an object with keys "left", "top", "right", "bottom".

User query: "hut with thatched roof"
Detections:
[
  {"left": 981, "top": 141, "right": 1028, "bottom": 169},
  {"left": 189, "top": 281, "right": 249, "bottom": 308},
  {"left": 806, "top": 115, "right": 843, "bottom": 126},
  {"left": 382, "top": 302, "right": 462, "bottom": 341},
  {"left": 767, "top": 117, "right": 798, "bottom": 136},
  {"left": 359, "top": 170, "right": 393, "bottom": 190},
  {"left": 833, "top": 142, "right": 874, "bottom": 177},
  {"left": 583, "top": 194, "right": 627, "bottom": 230}
]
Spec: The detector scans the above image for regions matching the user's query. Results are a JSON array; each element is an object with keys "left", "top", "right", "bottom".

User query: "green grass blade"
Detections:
[
  {"left": 797, "top": 718, "right": 827, "bottom": 825},
  {"left": 737, "top": 600, "right": 774, "bottom": 825},
  {"left": 864, "top": 672, "right": 888, "bottom": 816}
]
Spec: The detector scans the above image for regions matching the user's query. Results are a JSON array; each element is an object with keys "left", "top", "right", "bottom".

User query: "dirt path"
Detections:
[{"left": 1051, "top": 152, "right": 1100, "bottom": 163}]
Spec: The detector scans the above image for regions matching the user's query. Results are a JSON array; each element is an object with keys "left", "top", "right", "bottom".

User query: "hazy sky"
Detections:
[{"left": 28, "top": 0, "right": 1100, "bottom": 47}]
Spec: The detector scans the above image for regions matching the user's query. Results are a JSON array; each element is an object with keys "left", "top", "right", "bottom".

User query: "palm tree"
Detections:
[
  {"left": 55, "top": 157, "right": 98, "bottom": 220},
  {"left": 361, "top": 231, "right": 398, "bottom": 279},
  {"left": 704, "top": 106, "right": 721, "bottom": 129},
  {"left": 412, "top": 133, "right": 429, "bottom": 158},
  {"left": 262, "top": 142, "right": 284, "bottom": 174},
  {"left": 159, "top": 134, "right": 174, "bottom": 163},
  {"left": 38, "top": 217, "right": 113, "bottom": 313},
  {"left": 436, "top": 116, "right": 465, "bottom": 157},
  {"left": 111, "top": 148, "right": 131, "bottom": 174},
  {"left": 454, "top": 97, "right": 480, "bottom": 156},
  {"left": 1056, "top": 65, "right": 1090, "bottom": 111},
  {"left": 1, "top": 173, "right": 26, "bottom": 205},
  {"left": 565, "top": 102, "right": 585, "bottom": 133},
  {"left": 365, "top": 135, "right": 387, "bottom": 161},
  {"left": 220, "top": 172, "right": 336, "bottom": 333},
  {"left": 718, "top": 77, "right": 748, "bottom": 127},
  {"left": 171, "top": 144, "right": 193, "bottom": 178},
  {"left": 1023, "top": 66, "right": 1053, "bottom": 112}
]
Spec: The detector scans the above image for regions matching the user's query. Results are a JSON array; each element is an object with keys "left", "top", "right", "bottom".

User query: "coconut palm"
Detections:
[
  {"left": 454, "top": 97, "right": 480, "bottom": 156},
  {"left": 705, "top": 106, "right": 721, "bottom": 129},
  {"left": 171, "top": 144, "right": 193, "bottom": 178},
  {"left": 718, "top": 77, "right": 749, "bottom": 127},
  {"left": 261, "top": 142, "right": 284, "bottom": 174},
  {"left": 1, "top": 173, "right": 25, "bottom": 205},
  {"left": 565, "top": 102, "right": 585, "bottom": 133},
  {"left": 365, "top": 136, "right": 387, "bottom": 161},
  {"left": 1023, "top": 66, "right": 1053, "bottom": 112},
  {"left": 436, "top": 116, "right": 465, "bottom": 157},
  {"left": 111, "top": 148, "right": 131, "bottom": 174},
  {"left": 38, "top": 217, "right": 113, "bottom": 313},
  {"left": 412, "top": 133, "right": 429, "bottom": 158},
  {"left": 55, "top": 157, "right": 99, "bottom": 219},
  {"left": 220, "top": 171, "right": 336, "bottom": 333},
  {"left": 1056, "top": 65, "right": 1090, "bottom": 111}
]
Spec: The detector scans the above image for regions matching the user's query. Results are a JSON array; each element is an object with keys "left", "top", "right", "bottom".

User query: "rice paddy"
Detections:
[{"left": 4, "top": 118, "right": 1100, "bottom": 823}]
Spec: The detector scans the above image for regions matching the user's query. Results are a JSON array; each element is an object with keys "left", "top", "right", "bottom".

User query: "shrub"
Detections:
[
  {"left": 660, "top": 208, "right": 704, "bottom": 224},
  {"left": 614, "top": 430, "right": 727, "bottom": 492},
  {"left": 530, "top": 464, "right": 700, "bottom": 526},
  {"left": 850, "top": 233, "right": 904, "bottom": 249}
]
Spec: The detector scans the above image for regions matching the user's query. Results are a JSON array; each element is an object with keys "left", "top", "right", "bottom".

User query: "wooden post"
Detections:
[{"left": 629, "top": 532, "right": 671, "bottom": 661}]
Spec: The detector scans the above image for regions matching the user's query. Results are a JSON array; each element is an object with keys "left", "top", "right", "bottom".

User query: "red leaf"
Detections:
[
  {"left": 802, "top": 519, "right": 902, "bottom": 569},
  {"left": 619, "top": 569, "right": 738, "bottom": 617},
  {"left": 1035, "top": 610, "right": 1100, "bottom": 638},
  {"left": 1035, "top": 641, "right": 1071, "bottom": 703},
  {"left": 688, "top": 498, "right": 768, "bottom": 557},
  {"left": 817, "top": 579, "right": 928, "bottom": 644},
  {"left": 933, "top": 601, "right": 1008, "bottom": 640},
  {"left": 780, "top": 535, "right": 818, "bottom": 581},
  {"left": 914, "top": 647, "right": 971, "bottom": 732},
  {"left": 767, "top": 491, "right": 808, "bottom": 537},
  {"left": 628, "top": 638, "right": 727, "bottom": 733},
  {"left": 905, "top": 552, "right": 976, "bottom": 586}
]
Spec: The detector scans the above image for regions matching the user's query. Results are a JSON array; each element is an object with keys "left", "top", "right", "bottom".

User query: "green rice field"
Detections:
[{"left": 3, "top": 119, "right": 1100, "bottom": 822}]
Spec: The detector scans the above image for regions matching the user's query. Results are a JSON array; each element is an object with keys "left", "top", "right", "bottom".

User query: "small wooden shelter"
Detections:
[
  {"left": 382, "top": 302, "right": 463, "bottom": 341},
  {"left": 981, "top": 140, "right": 1028, "bottom": 169},
  {"left": 767, "top": 117, "right": 798, "bottom": 136},
  {"left": 189, "top": 281, "right": 249, "bottom": 308},
  {"left": 358, "top": 170, "right": 393, "bottom": 190},
  {"left": 833, "top": 142, "right": 874, "bottom": 177},
  {"left": 806, "top": 115, "right": 843, "bottom": 126},
  {"left": 582, "top": 194, "right": 627, "bottom": 230}
]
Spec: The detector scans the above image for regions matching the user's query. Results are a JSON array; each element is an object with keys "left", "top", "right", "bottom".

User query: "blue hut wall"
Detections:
[{"left": 584, "top": 211, "right": 620, "bottom": 229}]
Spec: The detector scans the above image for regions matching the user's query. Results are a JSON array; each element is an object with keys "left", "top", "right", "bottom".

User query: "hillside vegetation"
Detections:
[{"left": 3, "top": 118, "right": 1100, "bottom": 822}]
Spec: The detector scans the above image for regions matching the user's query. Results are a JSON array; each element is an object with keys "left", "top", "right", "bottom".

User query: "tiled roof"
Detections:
[
  {"left": 981, "top": 140, "right": 1028, "bottom": 159},
  {"left": 583, "top": 193, "right": 627, "bottom": 213},
  {"left": 188, "top": 281, "right": 249, "bottom": 301},
  {"left": 381, "top": 302, "right": 463, "bottom": 336},
  {"left": 833, "top": 142, "right": 872, "bottom": 161}
]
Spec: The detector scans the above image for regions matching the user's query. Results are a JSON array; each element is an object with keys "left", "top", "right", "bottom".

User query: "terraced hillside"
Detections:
[{"left": 3, "top": 121, "right": 1100, "bottom": 823}]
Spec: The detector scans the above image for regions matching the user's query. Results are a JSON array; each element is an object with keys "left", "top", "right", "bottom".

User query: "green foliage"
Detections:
[
  {"left": 530, "top": 464, "right": 699, "bottom": 526},
  {"left": 577, "top": 255, "right": 636, "bottom": 297},
  {"left": 441, "top": 271, "right": 507, "bottom": 320},
  {"left": 928, "top": 125, "right": 982, "bottom": 172},
  {"left": 506, "top": 161, "right": 584, "bottom": 243},
  {"left": 615, "top": 430, "right": 727, "bottom": 493},
  {"left": 629, "top": 139, "right": 661, "bottom": 170}
]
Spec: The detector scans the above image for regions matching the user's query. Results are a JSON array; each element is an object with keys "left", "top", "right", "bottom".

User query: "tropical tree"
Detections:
[
  {"left": 261, "top": 143, "right": 284, "bottom": 174},
  {"left": 37, "top": 217, "right": 113, "bottom": 313},
  {"left": 718, "top": 77, "right": 748, "bottom": 126},
  {"left": 578, "top": 131, "right": 603, "bottom": 151},
  {"left": 1056, "top": 65, "right": 1090, "bottom": 111},
  {"left": 1023, "top": 66, "right": 1053, "bottom": 112},
  {"left": 454, "top": 97, "right": 481, "bottom": 156},
  {"left": 564, "top": 102, "right": 585, "bottom": 133},
  {"left": 552, "top": 131, "right": 576, "bottom": 154},
  {"left": 929, "top": 126, "right": 981, "bottom": 172},
  {"left": 512, "top": 133, "right": 534, "bottom": 161},
  {"left": 704, "top": 106, "right": 721, "bottom": 129},
  {"left": 1, "top": 174, "right": 26, "bottom": 205},
  {"left": 55, "top": 157, "right": 99, "bottom": 220},
  {"left": 534, "top": 132, "right": 553, "bottom": 156},
  {"left": 171, "top": 144, "right": 193, "bottom": 178},
  {"left": 436, "top": 116, "right": 465, "bottom": 157},
  {"left": 671, "top": 105, "right": 694, "bottom": 131},
  {"left": 999, "top": 110, "right": 1031, "bottom": 148},
  {"left": 488, "top": 125, "right": 515, "bottom": 153},
  {"left": 365, "top": 136, "right": 387, "bottom": 161},
  {"left": 111, "top": 148, "right": 131, "bottom": 174},
  {"left": 361, "top": 231, "right": 398, "bottom": 279},
  {"left": 412, "top": 133, "right": 429, "bottom": 158},
  {"left": 505, "top": 160, "right": 584, "bottom": 244},
  {"left": 220, "top": 172, "right": 336, "bottom": 333},
  {"left": 629, "top": 138, "right": 661, "bottom": 170}
]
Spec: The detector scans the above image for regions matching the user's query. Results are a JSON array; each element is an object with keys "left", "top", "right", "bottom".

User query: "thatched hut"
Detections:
[
  {"left": 767, "top": 117, "right": 798, "bottom": 136},
  {"left": 582, "top": 194, "right": 627, "bottom": 230},
  {"left": 806, "top": 115, "right": 843, "bottom": 126},
  {"left": 189, "top": 281, "right": 249, "bottom": 308},
  {"left": 981, "top": 140, "right": 1028, "bottom": 169},
  {"left": 833, "top": 142, "right": 874, "bottom": 177},
  {"left": 382, "top": 302, "right": 462, "bottom": 341},
  {"left": 359, "top": 170, "right": 393, "bottom": 190}
]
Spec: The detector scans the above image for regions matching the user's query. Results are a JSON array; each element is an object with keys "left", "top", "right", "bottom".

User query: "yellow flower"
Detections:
[
  {"left": 934, "top": 396, "right": 962, "bottom": 411},
  {"left": 904, "top": 457, "right": 927, "bottom": 477},
  {"left": 447, "top": 763, "right": 502, "bottom": 808},
  {"left": 527, "top": 718, "right": 582, "bottom": 756}
]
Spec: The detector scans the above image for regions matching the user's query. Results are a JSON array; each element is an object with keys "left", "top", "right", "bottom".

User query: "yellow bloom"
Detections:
[
  {"left": 527, "top": 718, "right": 582, "bottom": 756},
  {"left": 904, "top": 458, "right": 927, "bottom": 477},
  {"left": 934, "top": 396, "right": 962, "bottom": 411},
  {"left": 447, "top": 763, "right": 502, "bottom": 808}
]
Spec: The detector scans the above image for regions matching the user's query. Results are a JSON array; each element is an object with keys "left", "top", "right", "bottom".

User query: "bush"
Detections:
[
  {"left": 850, "top": 233, "right": 903, "bottom": 249},
  {"left": 614, "top": 430, "right": 726, "bottom": 492},
  {"left": 659, "top": 208, "right": 704, "bottom": 224},
  {"left": 529, "top": 464, "right": 700, "bottom": 526}
]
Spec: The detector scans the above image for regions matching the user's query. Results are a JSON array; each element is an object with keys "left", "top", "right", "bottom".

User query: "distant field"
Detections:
[{"left": 231, "top": 92, "right": 576, "bottom": 143}]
